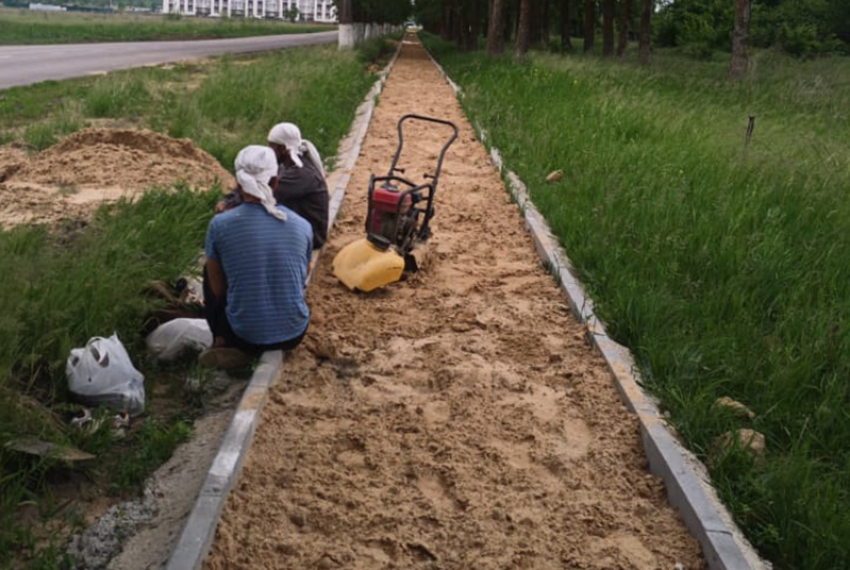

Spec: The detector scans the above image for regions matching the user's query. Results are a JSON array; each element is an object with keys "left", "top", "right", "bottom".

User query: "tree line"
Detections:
[{"left": 412, "top": 0, "right": 848, "bottom": 79}]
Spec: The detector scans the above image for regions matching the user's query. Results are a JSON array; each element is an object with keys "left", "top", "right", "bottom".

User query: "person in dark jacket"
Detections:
[{"left": 267, "top": 122, "right": 329, "bottom": 249}]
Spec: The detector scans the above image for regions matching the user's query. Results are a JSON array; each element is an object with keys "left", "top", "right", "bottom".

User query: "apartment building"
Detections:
[{"left": 162, "top": 0, "right": 336, "bottom": 22}]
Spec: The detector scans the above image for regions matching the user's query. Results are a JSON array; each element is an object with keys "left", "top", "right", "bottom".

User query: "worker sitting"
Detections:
[
  {"left": 201, "top": 145, "right": 313, "bottom": 369},
  {"left": 267, "top": 122, "right": 329, "bottom": 249}
]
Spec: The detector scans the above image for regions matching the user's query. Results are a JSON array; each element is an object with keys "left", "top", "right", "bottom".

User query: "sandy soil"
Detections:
[
  {"left": 204, "top": 40, "right": 706, "bottom": 570},
  {"left": 0, "top": 128, "right": 233, "bottom": 228}
]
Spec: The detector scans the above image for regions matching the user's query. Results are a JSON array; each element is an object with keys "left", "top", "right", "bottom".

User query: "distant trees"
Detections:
[
  {"left": 655, "top": 0, "right": 850, "bottom": 58},
  {"left": 414, "top": 0, "right": 849, "bottom": 75}
]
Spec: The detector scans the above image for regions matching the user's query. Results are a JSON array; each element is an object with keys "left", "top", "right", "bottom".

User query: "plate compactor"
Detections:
[{"left": 333, "top": 114, "right": 458, "bottom": 292}]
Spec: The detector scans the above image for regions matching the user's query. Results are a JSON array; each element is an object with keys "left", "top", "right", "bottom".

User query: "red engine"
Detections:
[{"left": 369, "top": 184, "right": 412, "bottom": 243}]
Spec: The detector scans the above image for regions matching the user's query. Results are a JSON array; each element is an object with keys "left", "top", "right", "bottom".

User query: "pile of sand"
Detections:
[{"left": 0, "top": 128, "right": 234, "bottom": 228}]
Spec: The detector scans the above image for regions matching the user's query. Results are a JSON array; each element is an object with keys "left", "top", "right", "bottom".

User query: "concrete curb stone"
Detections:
[
  {"left": 163, "top": 44, "right": 402, "bottom": 570},
  {"left": 424, "top": 40, "right": 768, "bottom": 570}
]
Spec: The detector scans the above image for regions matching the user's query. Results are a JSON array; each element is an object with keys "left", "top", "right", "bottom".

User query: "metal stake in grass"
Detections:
[{"left": 741, "top": 114, "right": 756, "bottom": 159}]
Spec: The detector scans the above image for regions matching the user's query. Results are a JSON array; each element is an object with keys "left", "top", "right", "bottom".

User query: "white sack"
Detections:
[
  {"left": 146, "top": 318, "right": 212, "bottom": 362},
  {"left": 66, "top": 334, "right": 145, "bottom": 417}
]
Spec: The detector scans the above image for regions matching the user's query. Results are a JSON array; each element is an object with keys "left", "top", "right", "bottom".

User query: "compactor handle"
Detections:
[{"left": 388, "top": 114, "right": 459, "bottom": 189}]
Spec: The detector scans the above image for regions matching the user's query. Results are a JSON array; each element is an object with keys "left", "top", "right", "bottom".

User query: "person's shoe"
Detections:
[{"left": 199, "top": 347, "right": 253, "bottom": 370}]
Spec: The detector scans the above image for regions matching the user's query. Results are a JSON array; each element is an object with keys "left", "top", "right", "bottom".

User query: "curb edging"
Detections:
[
  {"left": 424, "top": 42, "right": 766, "bottom": 570},
  {"left": 164, "top": 45, "right": 401, "bottom": 570}
]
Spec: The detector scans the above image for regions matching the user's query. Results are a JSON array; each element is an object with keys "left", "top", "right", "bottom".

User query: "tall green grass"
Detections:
[
  {"left": 423, "top": 34, "right": 850, "bottom": 570},
  {"left": 0, "top": 188, "right": 218, "bottom": 564},
  {"left": 0, "top": 8, "right": 335, "bottom": 45}
]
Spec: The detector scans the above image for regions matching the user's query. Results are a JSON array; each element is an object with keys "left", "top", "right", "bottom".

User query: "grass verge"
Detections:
[
  {"left": 1, "top": 42, "right": 379, "bottom": 168},
  {"left": 0, "top": 188, "right": 218, "bottom": 567},
  {"left": 423, "top": 34, "right": 850, "bottom": 570},
  {"left": 0, "top": 8, "right": 335, "bottom": 45},
  {"left": 1, "top": 39, "right": 387, "bottom": 567}
]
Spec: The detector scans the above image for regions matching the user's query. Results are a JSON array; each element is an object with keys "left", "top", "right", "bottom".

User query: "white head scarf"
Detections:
[
  {"left": 267, "top": 122, "right": 325, "bottom": 177},
  {"left": 234, "top": 145, "right": 287, "bottom": 223}
]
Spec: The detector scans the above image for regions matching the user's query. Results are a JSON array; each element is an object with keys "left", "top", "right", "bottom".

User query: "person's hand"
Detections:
[{"left": 215, "top": 200, "right": 226, "bottom": 214}]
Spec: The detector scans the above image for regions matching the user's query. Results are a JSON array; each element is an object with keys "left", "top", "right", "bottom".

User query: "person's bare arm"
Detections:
[{"left": 206, "top": 258, "right": 227, "bottom": 300}]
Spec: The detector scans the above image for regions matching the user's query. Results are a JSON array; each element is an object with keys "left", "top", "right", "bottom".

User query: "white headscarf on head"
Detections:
[
  {"left": 234, "top": 145, "right": 287, "bottom": 223},
  {"left": 267, "top": 122, "right": 325, "bottom": 177}
]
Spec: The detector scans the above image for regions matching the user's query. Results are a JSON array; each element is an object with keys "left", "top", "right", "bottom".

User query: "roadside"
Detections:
[
  {"left": 1, "top": 38, "right": 397, "bottom": 569},
  {"left": 0, "top": 30, "right": 339, "bottom": 90},
  {"left": 205, "top": 38, "right": 704, "bottom": 570},
  {"left": 0, "top": 8, "right": 335, "bottom": 45}
]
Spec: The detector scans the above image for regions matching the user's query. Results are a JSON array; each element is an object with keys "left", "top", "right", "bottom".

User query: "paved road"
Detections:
[{"left": 0, "top": 30, "right": 338, "bottom": 90}]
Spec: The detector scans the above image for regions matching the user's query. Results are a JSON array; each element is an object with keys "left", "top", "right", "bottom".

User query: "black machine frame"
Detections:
[{"left": 365, "top": 114, "right": 458, "bottom": 254}]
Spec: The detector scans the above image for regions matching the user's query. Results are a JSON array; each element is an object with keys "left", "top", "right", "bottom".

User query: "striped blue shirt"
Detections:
[{"left": 205, "top": 202, "right": 312, "bottom": 345}]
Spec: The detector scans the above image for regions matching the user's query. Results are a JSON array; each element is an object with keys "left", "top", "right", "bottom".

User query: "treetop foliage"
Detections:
[
  {"left": 657, "top": 0, "right": 850, "bottom": 56},
  {"left": 332, "top": 0, "right": 412, "bottom": 24}
]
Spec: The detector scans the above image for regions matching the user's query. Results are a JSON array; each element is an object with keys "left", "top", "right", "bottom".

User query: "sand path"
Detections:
[{"left": 204, "top": 39, "right": 705, "bottom": 570}]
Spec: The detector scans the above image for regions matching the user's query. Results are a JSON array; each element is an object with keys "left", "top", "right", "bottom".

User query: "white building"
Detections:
[
  {"left": 162, "top": 0, "right": 336, "bottom": 22},
  {"left": 29, "top": 3, "right": 66, "bottom": 11}
]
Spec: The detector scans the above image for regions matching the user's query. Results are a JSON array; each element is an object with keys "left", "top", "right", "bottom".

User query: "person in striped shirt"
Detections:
[{"left": 200, "top": 145, "right": 313, "bottom": 370}]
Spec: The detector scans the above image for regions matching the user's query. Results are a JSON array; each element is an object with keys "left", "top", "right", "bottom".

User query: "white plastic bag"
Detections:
[
  {"left": 66, "top": 334, "right": 145, "bottom": 417},
  {"left": 146, "top": 318, "right": 212, "bottom": 362}
]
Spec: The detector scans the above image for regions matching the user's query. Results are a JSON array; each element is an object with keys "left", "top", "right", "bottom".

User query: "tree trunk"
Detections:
[
  {"left": 729, "top": 0, "right": 751, "bottom": 80},
  {"left": 602, "top": 0, "right": 614, "bottom": 56},
  {"left": 617, "top": 0, "right": 633, "bottom": 56},
  {"left": 541, "top": 0, "right": 551, "bottom": 47},
  {"left": 561, "top": 0, "right": 573, "bottom": 50},
  {"left": 583, "top": 0, "right": 595, "bottom": 53},
  {"left": 514, "top": 0, "right": 532, "bottom": 60},
  {"left": 454, "top": 6, "right": 468, "bottom": 49},
  {"left": 468, "top": 0, "right": 482, "bottom": 51},
  {"left": 442, "top": 5, "right": 453, "bottom": 41},
  {"left": 638, "top": 0, "right": 650, "bottom": 64},
  {"left": 487, "top": 0, "right": 506, "bottom": 55},
  {"left": 503, "top": 0, "right": 516, "bottom": 43},
  {"left": 338, "top": 0, "right": 352, "bottom": 23},
  {"left": 561, "top": 0, "right": 574, "bottom": 50}
]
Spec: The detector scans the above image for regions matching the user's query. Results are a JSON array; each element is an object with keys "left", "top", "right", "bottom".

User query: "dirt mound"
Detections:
[
  {"left": 12, "top": 128, "right": 233, "bottom": 190},
  {"left": 0, "top": 129, "right": 235, "bottom": 228},
  {"left": 0, "top": 146, "right": 27, "bottom": 182}
]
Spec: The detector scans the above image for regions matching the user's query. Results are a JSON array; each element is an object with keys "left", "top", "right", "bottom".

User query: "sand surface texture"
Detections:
[
  {"left": 205, "top": 40, "right": 705, "bottom": 570},
  {"left": 0, "top": 128, "right": 233, "bottom": 228}
]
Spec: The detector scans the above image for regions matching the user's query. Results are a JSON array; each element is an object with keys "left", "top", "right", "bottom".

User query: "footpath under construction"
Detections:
[{"left": 204, "top": 39, "right": 706, "bottom": 570}]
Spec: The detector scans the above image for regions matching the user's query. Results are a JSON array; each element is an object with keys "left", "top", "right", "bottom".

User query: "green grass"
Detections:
[
  {"left": 423, "top": 34, "right": 850, "bottom": 570},
  {"left": 1, "top": 41, "right": 385, "bottom": 566},
  {"left": 0, "top": 188, "right": 218, "bottom": 565},
  {"left": 1, "top": 43, "right": 379, "bottom": 169},
  {"left": 0, "top": 8, "right": 335, "bottom": 44}
]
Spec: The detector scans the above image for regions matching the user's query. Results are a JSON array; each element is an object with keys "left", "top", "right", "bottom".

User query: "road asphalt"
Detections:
[{"left": 0, "top": 30, "right": 338, "bottom": 90}]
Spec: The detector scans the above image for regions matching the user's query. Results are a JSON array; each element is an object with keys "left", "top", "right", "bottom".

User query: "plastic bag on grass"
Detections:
[
  {"left": 146, "top": 318, "right": 212, "bottom": 362},
  {"left": 66, "top": 334, "right": 145, "bottom": 417}
]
